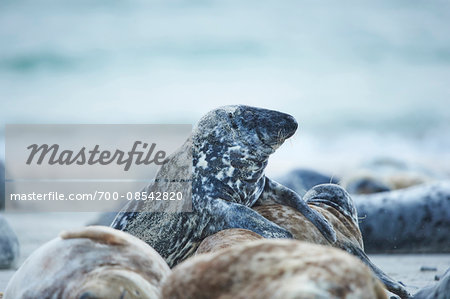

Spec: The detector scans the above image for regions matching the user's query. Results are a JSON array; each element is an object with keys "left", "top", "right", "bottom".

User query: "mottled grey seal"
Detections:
[
  {"left": 254, "top": 183, "right": 411, "bottom": 299},
  {"left": 4, "top": 226, "right": 170, "bottom": 299},
  {"left": 413, "top": 267, "right": 450, "bottom": 299},
  {"left": 162, "top": 239, "right": 388, "bottom": 299},
  {"left": 354, "top": 181, "right": 450, "bottom": 253},
  {"left": 112, "top": 105, "right": 336, "bottom": 267},
  {"left": 0, "top": 215, "right": 19, "bottom": 269}
]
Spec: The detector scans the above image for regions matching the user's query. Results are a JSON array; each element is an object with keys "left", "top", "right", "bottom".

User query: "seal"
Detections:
[
  {"left": 278, "top": 169, "right": 450, "bottom": 253},
  {"left": 0, "top": 161, "right": 5, "bottom": 210},
  {"left": 162, "top": 239, "right": 388, "bottom": 299},
  {"left": 413, "top": 267, "right": 450, "bottom": 299},
  {"left": 254, "top": 183, "right": 411, "bottom": 299},
  {"left": 343, "top": 174, "right": 392, "bottom": 194},
  {"left": 354, "top": 181, "right": 450, "bottom": 253},
  {"left": 276, "top": 168, "right": 339, "bottom": 196},
  {"left": 340, "top": 157, "right": 441, "bottom": 195},
  {"left": 4, "top": 226, "right": 171, "bottom": 299},
  {"left": 112, "top": 105, "right": 336, "bottom": 267},
  {"left": 0, "top": 215, "right": 19, "bottom": 269}
]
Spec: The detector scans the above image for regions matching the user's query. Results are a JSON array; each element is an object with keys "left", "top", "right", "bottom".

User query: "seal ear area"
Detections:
[
  {"left": 304, "top": 184, "right": 358, "bottom": 226},
  {"left": 60, "top": 226, "right": 131, "bottom": 246}
]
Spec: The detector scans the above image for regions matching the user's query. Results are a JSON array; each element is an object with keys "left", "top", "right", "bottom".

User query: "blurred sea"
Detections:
[{"left": 1, "top": 0, "right": 449, "bottom": 176}]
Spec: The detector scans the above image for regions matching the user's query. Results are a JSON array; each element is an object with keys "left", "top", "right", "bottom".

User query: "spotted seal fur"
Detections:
[
  {"left": 162, "top": 239, "right": 388, "bottom": 299},
  {"left": 254, "top": 184, "right": 411, "bottom": 299},
  {"left": 112, "top": 105, "right": 336, "bottom": 267}
]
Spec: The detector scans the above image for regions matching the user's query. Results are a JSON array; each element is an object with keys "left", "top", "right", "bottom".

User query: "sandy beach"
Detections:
[{"left": 1, "top": 211, "right": 449, "bottom": 297}]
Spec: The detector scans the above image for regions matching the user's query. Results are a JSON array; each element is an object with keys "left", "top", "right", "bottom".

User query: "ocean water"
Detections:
[{"left": 1, "top": 0, "right": 449, "bottom": 176}]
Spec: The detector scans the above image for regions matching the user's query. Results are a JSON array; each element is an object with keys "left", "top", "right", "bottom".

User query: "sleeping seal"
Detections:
[
  {"left": 354, "top": 181, "right": 450, "bottom": 253},
  {"left": 4, "top": 226, "right": 170, "bottom": 299},
  {"left": 254, "top": 184, "right": 411, "bottom": 299},
  {"left": 112, "top": 105, "right": 336, "bottom": 267},
  {"left": 162, "top": 239, "right": 388, "bottom": 299}
]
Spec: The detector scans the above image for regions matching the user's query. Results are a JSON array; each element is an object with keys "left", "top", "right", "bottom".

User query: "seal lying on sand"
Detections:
[
  {"left": 279, "top": 172, "right": 450, "bottom": 253},
  {"left": 0, "top": 215, "right": 19, "bottom": 269},
  {"left": 254, "top": 184, "right": 411, "bottom": 299},
  {"left": 4, "top": 226, "right": 170, "bottom": 299},
  {"left": 354, "top": 181, "right": 450, "bottom": 253},
  {"left": 276, "top": 168, "right": 339, "bottom": 196},
  {"left": 0, "top": 161, "right": 5, "bottom": 210},
  {"left": 112, "top": 105, "right": 336, "bottom": 267},
  {"left": 163, "top": 239, "right": 388, "bottom": 299}
]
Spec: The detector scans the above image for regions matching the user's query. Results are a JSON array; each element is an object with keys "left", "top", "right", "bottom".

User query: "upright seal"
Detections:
[{"left": 112, "top": 105, "right": 336, "bottom": 267}]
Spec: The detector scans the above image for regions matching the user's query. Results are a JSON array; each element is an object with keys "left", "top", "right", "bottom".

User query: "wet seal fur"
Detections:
[
  {"left": 4, "top": 226, "right": 170, "bottom": 299},
  {"left": 163, "top": 239, "right": 388, "bottom": 299},
  {"left": 112, "top": 105, "right": 336, "bottom": 267},
  {"left": 254, "top": 183, "right": 411, "bottom": 299}
]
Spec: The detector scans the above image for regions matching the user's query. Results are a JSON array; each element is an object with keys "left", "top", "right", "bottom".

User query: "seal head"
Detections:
[
  {"left": 192, "top": 105, "right": 298, "bottom": 207},
  {"left": 305, "top": 184, "right": 359, "bottom": 227}
]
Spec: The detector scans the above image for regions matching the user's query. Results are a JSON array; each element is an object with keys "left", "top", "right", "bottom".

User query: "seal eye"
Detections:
[{"left": 228, "top": 113, "right": 233, "bottom": 119}]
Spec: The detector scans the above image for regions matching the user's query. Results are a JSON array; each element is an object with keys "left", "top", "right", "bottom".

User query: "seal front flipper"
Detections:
[
  {"left": 258, "top": 177, "right": 337, "bottom": 244},
  {"left": 209, "top": 199, "right": 293, "bottom": 239},
  {"left": 342, "top": 241, "right": 411, "bottom": 299}
]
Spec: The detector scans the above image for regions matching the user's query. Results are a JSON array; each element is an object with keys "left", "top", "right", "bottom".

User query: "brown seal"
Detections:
[
  {"left": 163, "top": 239, "right": 387, "bottom": 299},
  {"left": 4, "top": 226, "right": 170, "bottom": 299},
  {"left": 254, "top": 183, "right": 411, "bottom": 299}
]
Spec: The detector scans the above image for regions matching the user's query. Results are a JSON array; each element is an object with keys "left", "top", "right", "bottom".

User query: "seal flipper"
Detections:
[
  {"left": 60, "top": 226, "right": 130, "bottom": 246},
  {"left": 259, "top": 177, "right": 337, "bottom": 244},
  {"left": 342, "top": 241, "right": 411, "bottom": 299}
]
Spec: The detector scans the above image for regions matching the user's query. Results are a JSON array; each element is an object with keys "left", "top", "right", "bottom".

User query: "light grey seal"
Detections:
[{"left": 112, "top": 105, "right": 336, "bottom": 267}]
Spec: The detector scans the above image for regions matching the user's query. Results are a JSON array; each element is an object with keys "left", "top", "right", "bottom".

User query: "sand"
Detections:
[{"left": 0, "top": 212, "right": 449, "bottom": 297}]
